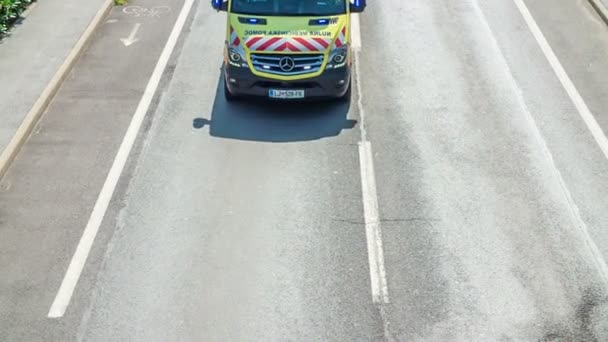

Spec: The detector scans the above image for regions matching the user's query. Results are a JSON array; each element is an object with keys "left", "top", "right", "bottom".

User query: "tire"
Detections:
[
  {"left": 224, "top": 78, "right": 237, "bottom": 102},
  {"left": 338, "top": 80, "right": 352, "bottom": 103}
]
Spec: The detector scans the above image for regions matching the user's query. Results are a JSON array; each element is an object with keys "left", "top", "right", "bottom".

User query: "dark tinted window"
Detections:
[{"left": 232, "top": 0, "right": 347, "bottom": 16}]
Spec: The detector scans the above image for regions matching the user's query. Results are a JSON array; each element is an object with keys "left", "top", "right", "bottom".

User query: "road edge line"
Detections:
[
  {"left": 589, "top": 0, "right": 608, "bottom": 26},
  {"left": 476, "top": 0, "right": 608, "bottom": 286},
  {"left": 509, "top": 0, "right": 608, "bottom": 287},
  {"left": 0, "top": 0, "right": 114, "bottom": 180},
  {"left": 513, "top": 0, "right": 608, "bottom": 159}
]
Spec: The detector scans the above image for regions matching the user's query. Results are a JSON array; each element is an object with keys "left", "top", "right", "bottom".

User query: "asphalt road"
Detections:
[{"left": 2, "top": 0, "right": 608, "bottom": 341}]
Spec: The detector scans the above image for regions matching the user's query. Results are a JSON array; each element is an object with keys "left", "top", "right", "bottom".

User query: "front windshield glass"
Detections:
[{"left": 231, "top": 0, "right": 347, "bottom": 16}]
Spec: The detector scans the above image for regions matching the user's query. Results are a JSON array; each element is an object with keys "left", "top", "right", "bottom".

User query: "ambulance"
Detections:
[{"left": 211, "top": 0, "right": 366, "bottom": 101}]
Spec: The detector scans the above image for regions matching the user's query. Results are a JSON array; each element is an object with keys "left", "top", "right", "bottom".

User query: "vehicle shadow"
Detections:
[{"left": 193, "top": 74, "right": 357, "bottom": 143}]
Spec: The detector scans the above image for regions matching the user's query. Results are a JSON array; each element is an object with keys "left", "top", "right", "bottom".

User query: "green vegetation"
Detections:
[
  {"left": 0, "top": 0, "right": 34, "bottom": 36},
  {"left": 114, "top": 0, "right": 127, "bottom": 5}
]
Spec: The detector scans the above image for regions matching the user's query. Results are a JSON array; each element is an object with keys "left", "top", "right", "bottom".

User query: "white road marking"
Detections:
[
  {"left": 473, "top": 0, "right": 608, "bottom": 286},
  {"left": 511, "top": 0, "right": 608, "bottom": 160},
  {"left": 358, "top": 141, "right": 390, "bottom": 304},
  {"left": 353, "top": 24, "right": 389, "bottom": 302},
  {"left": 47, "top": 0, "right": 195, "bottom": 318},
  {"left": 120, "top": 23, "right": 141, "bottom": 47},
  {"left": 123, "top": 5, "right": 172, "bottom": 18},
  {"left": 351, "top": 13, "right": 361, "bottom": 51}
]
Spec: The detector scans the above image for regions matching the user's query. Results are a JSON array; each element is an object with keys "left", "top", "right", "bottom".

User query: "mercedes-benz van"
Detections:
[{"left": 211, "top": 0, "right": 366, "bottom": 101}]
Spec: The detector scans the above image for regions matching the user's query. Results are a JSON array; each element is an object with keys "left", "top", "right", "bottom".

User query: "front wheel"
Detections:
[
  {"left": 224, "top": 78, "right": 237, "bottom": 102},
  {"left": 338, "top": 81, "right": 352, "bottom": 103}
]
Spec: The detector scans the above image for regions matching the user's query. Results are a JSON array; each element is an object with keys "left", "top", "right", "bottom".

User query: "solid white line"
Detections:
[
  {"left": 511, "top": 0, "right": 608, "bottom": 160},
  {"left": 351, "top": 13, "right": 361, "bottom": 51},
  {"left": 473, "top": 0, "right": 608, "bottom": 286},
  {"left": 353, "top": 30, "right": 389, "bottom": 302},
  {"left": 47, "top": 0, "right": 195, "bottom": 318}
]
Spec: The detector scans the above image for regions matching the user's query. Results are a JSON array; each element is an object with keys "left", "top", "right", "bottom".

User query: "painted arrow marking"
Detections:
[{"left": 121, "top": 23, "right": 141, "bottom": 46}]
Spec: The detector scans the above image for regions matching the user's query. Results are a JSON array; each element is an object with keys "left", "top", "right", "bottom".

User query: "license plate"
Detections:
[{"left": 269, "top": 89, "right": 305, "bottom": 99}]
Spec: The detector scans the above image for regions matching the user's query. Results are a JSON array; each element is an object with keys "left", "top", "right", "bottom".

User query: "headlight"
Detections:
[
  {"left": 332, "top": 50, "right": 346, "bottom": 64},
  {"left": 226, "top": 45, "right": 246, "bottom": 67},
  {"left": 327, "top": 46, "right": 349, "bottom": 69},
  {"left": 229, "top": 48, "right": 243, "bottom": 63}
]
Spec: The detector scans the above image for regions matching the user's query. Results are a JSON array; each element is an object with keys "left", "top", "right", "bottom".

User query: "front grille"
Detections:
[{"left": 250, "top": 54, "right": 324, "bottom": 76}]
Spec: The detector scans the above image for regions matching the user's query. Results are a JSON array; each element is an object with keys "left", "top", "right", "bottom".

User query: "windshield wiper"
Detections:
[
  {"left": 232, "top": 11, "right": 272, "bottom": 16},
  {"left": 279, "top": 12, "right": 345, "bottom": 16},
  {"left": 232, "top": 11, "right": 344, "bottom": 17}
]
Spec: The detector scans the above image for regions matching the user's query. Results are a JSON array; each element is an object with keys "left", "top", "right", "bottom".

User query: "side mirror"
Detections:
[
  {"left": 349, "top": 0, "right": 366, "bottom": 13},
  {"left": 211, "top": 0, "right": 228, "bottom": 11}
]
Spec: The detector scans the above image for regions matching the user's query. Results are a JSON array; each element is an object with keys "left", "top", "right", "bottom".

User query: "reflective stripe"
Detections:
[
  {"left": 334, "top": 26, "right": 346, "bottom": 48},
  {"left": 307, "top": 38, "right": 328, "bottom": 51},
  {"left": 246, "top": 36, "right": 263, "bottom": 49},
  {"left": 292, "top": 37, "right": 314, "bottom": 51},
  {"left": 245, "top": 36, "right": 331, "bottom": 52},
  {"left": 230, "top": 26, "right": 240, "bottom": 46},
  {"left": 312, "top": 37, "right": 330, "bottom": 49},
  {"left": 258, "top": 37, "right": 283, "bottom": 51}
]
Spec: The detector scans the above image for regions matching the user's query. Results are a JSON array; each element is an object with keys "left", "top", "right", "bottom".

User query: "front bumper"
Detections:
[{"left": 224, "top": 64, "right": 351, "bottom": 100}]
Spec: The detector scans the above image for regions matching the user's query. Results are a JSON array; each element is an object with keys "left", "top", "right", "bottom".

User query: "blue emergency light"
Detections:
[
  {"left": 238, "top": 17, "right": 267, "bottom": 24},
  {"left": 308, "top": 18, "right": 332, "bottom": 26},
  {"left": 350, "top": 0, "right": 366, "bottom": 12}
]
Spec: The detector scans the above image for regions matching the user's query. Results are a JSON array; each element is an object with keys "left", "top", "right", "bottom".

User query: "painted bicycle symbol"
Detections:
[{"left": 122, "top": 6, "right": 171, "bottom": 18}]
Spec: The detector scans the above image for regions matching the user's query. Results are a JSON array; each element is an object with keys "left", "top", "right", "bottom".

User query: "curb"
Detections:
[
  {"left": 20, "top": 1, "right": 39, "bottom": 18},
  {"left": 0, "top": 0, "right": 114, "bottom": 180},
  {"left": 589, "top": 0, "right": 608, "bottom": 26}
]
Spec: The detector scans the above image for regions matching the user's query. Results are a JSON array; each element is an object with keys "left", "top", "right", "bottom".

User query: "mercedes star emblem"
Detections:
[{"left": 279, "top": 56, "right": 295, "bottom": 72}]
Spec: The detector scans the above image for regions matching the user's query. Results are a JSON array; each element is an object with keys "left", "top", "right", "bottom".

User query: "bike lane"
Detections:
[{"left": 0, "top": 0, "right": 187, "bottom": 340}]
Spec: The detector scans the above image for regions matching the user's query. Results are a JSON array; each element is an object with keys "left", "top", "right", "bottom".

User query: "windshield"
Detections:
[{"left": 231, "top": 0, "right": 347, "bottom": 16}]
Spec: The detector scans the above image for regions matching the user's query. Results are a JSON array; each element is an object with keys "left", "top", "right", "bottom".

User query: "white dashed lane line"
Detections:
[{"left": 351, "top": 12, "right": 390, "bottom": 304}]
